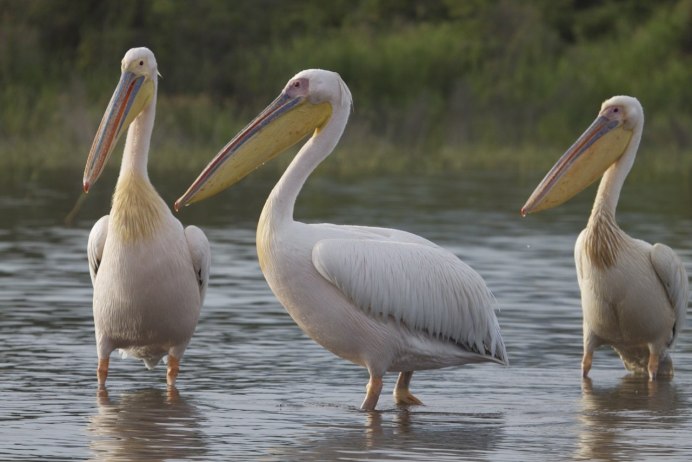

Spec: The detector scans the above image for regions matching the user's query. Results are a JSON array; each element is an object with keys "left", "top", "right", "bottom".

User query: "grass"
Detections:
[
  {"left": 2, "top": 129, "right": 689, "bottom": 189},
  {"left": 3, "top": 0, "right": 692, "bottom": 186}
]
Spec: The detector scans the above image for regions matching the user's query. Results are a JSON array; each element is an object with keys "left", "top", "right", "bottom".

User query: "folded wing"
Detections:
[
  {"left": 651, "top": 243, "right": 689, "bottom": 346},
  {"left": 312, "top": 238, "right": 507, "bottom": 363}
]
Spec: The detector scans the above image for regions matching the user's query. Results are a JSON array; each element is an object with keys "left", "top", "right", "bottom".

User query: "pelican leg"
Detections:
[
  {"left": 647, "top": 347, "right": 660, "bottom": 381},
  {"left": 167, "top": 355, "right": 180, "bottom": 387},
  {"left": 97, "top": 357, "right": 109, "bottom": 387},
  {"left": 361, "top": 375, "right": 383, "bottom": 411},
  {"left": 582, "top": 326, "right": 600, "bottom": 378},
  {"left": 581, "top": 350, "right": 593, "bottom": 378},
  {"left": 393, "top": 371, "right": 423, "bottom": 406}
]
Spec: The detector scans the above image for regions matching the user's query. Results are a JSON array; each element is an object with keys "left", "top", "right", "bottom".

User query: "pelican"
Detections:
[
  {"left": 175, "top": 69, "right": 507, "bottom": 410},
  {"left": 83, "top": 48, "right": 210, "bottom": 388},
  {"left": 522, "top": 95, "right": 688, "bottom": 380}
]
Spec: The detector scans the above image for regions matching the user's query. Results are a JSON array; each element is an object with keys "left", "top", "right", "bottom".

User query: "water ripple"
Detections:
[{"left": 1, "top": 172, "right": 691, "bottom": 460}]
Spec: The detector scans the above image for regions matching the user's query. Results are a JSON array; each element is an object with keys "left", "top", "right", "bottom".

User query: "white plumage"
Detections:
[
  {"left": 84, "top": 48, "right": 210, "bottom": 387},
  {"left": 523, "top": 95, "right": 688, "bottom": 380},
  {"left": 312, "top": 237, "right": 503, "bottom": 359},
  {"left": 177, "top": 69, "right": 506, "bottom": 409}
]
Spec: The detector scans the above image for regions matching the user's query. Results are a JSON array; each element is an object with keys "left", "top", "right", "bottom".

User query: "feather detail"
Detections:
[
  {"left": 312, "top": 238, "right": 507, "bottom": 364},
  {"left": 650, "top": 243, "right": 689, "bottom": 346},
  {"left": 111, "top": 172, "right": 167, "bottom": 242},
  {"left": 584, "top": 209, "right": 623, "bottom": 269}
]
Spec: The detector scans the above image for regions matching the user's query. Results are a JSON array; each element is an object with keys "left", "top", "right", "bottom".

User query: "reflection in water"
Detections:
[
  {"left": 364, "top": 410, "right": 384, "bottom": 448},
  {"left": 576, "top": 376, "right": 684, "bottom": 461},
  {"left": 88, "top": 388, "right": 207, "bottom": 461},
  {"left": 1, "top": 171, "right": 691, "bottom": 459},
  {"left": 272, "top": 407, "right": 504, "bottom": 461}
]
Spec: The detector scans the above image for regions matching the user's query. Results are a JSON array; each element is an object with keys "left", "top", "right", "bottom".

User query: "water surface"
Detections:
[{"left": 1, "top": 170, "right": 691, "bottom": 461}]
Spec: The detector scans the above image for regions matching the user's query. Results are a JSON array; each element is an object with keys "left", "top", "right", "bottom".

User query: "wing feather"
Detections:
[
  {"left": 312, "top": 238, "right": 507, "bottom": 363},
  {"left": 651, "top": 243, "right": 689, "bottom": 345},
  {"left": 87, "top": 216, "right": 109, "bottom": 286},
  {"left": 185, "top": 225, "right": 211, "bottom": 302}
]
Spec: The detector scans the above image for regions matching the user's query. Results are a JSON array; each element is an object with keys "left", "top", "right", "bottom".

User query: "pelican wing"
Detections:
[
  {"left": 87, "top": 215, "right": 109, "bottom": 286},
  {"left": 329, "top": 224, "right": 441, "bottom": 247},
  {"left": 312, "top": 238, "right": 507, "bottom": 363},
  {"left": 184, "top": 225, "right": 211, "bottom": 302},
  {"left": 650, "top": 243, "right": 689, "bottom": 345}
]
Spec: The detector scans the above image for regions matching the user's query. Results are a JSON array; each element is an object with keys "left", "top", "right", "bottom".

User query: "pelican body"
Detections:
[
  {"left": 522, "top": 96, "right": 688, "bottom": 380},
  {"left": 176, "top": 69, "right": 507, "bottom": 410},
  {"left": 83, "top": 48, "right": 210, "bottom": 388}
]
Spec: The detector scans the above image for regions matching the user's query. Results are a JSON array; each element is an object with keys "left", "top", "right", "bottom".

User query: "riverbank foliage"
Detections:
[{"left": 1, "top": 0, "right": 691, "bottom": 181}]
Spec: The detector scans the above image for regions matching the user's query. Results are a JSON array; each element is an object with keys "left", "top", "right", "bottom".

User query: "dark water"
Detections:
[{"left": 1, "top": 169, "right": 691, "bottom": 461}]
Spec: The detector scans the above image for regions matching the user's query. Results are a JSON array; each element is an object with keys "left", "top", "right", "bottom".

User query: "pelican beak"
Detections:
[
  {"left": 521, "top": 114, "right": 633, "bottom": 215},
  {"left": 82, "top": 70, "right": 154, "bottom": 192},
  {"left": 174, "top": 92, "right": 332, "bottom": 210}
]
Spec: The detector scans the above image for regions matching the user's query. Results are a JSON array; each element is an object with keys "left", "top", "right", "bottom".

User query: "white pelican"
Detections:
[
  {"left": 83, "top": 48, "right": 210, "bottom": 388},
  {"left": 175, "top": 69, "right": 507, "bottom": 410},
  {"left": 522, "top": 95, "right": 688, "bottom": 380}
]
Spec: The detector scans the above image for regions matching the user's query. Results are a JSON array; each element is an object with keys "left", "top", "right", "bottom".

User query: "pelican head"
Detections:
[
  {"left": 175, "top": 69, "right": 350, "bottom": 210},
  {"left": 521, "top": 95, "right": 642, "bottom": 215},
  {"left": 83, "top": 47, "right": 159, "bottom": 193}
]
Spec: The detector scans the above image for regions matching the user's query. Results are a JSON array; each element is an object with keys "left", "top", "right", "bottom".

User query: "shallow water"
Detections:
[{"left": 1, "top": 170, "right": 691, "bottom": 461}]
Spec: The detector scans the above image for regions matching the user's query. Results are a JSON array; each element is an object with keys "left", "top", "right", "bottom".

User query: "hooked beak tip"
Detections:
[
  {"left": 83, "top": 181, "right": 91, "bottom": 194},
  {"left": 173, "top": 199, "right": 183, "bottom": 212}
]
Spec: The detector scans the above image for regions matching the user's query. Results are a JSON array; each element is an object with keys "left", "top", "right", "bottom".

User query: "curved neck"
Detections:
[
  {"left": 261, "top": 101, "right": 350, "bottom": 227},
  {"left": 111, "top": 87, "right": 168, "bottom": 238},
  {"left": 590, "top": 121, "right": 642, "bottom": 220},
  {"left": 119, "top": 89, "right": 157, "bottom": 182}
]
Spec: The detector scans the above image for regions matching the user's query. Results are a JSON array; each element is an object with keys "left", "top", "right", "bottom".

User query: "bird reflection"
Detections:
[
  {"left": 88, "top": 387, "right": 207, "bottom": 461},
  {"left": 363, "top": 409, "right": 384, "bottom": 447},
  {"left": 576, "top": 375, "right": 683, "bottom": 461},
  {"left": 274, "top": 407, "right": 503, "bottom": 460}
]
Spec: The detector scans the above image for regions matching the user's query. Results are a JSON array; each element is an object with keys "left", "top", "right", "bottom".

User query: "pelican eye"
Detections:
[{"left": 139, "top": 60, "right": 144, "bottom": 66}]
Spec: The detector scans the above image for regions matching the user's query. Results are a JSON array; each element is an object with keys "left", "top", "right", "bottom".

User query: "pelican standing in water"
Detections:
[
  {"left": 522, "top": 95, "right": 688, "bottom": 380},
  {"left": 83, "top": 48, "right": 210, "bottom": 388},
  {"left": 175, "top": 69, "right": 507, "bottom": 410}
]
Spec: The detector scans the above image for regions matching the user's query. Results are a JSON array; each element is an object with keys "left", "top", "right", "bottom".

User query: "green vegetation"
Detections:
[{"left": 1, "top": 0, "right": 691, "bottom": 182}]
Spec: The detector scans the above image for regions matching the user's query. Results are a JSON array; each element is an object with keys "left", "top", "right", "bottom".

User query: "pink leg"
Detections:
[
  {"left": 97, "top": 357, "right": 110, "bottom": 387},
  {"left": 582, "top": 350, "right": 593, "bottom": 378},
  {"left": 393, "top": 371, "right": 423, "bottom": 405},
  {"left": 167, "top": 355, "right": 180, "bottom": 387},
  {"left": 361, "top": 375, "right": 383, "bottom": 411},
  {"left": 647, "top": 352, "right": 659, "bottom": 381}
]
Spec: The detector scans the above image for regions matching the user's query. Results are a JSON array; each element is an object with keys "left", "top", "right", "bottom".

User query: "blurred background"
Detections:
[
  {"left": 1, "top": 4, "right": 692, "bottom": 459},
  {"left": 1, "top": 0, "right": 691, "bottom": 184}
]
